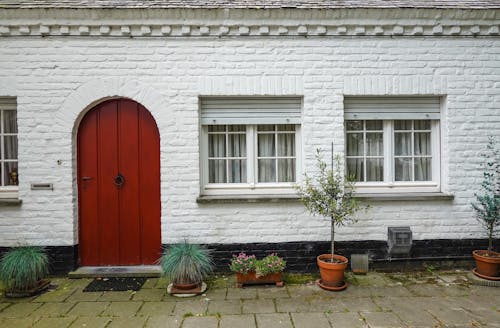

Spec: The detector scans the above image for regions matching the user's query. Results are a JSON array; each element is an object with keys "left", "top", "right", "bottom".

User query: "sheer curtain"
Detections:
[
  {"left": 2, "top": 110, "right": 17, "bottom": 186},
  {"left": 258, "top": 133, "right": 275, "bottom": 182},
  {"left": 208, "top": 132, "right": 226, "bottom": 183},
  {"left": 346, "top": 132, "right": 363, "bottom": 181},
  {"left": 228, "top": 134, "right": 246, "bottom": 183},
  {"left": 366, "top": 132, "right": 383, "bottom": 181},
  {"left": 414, "top": 132, "right": 431, "bottom": 181},
  {"left": 278, "top": 133, "right": 295, "bottom": 182}
]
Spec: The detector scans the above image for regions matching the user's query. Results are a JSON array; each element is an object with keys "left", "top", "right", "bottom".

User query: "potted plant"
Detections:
[
  {"left": 296, "top": 148, "right": 367, "bottom": 291},
  {"left": 160, "top": 241, "right": 214, "bottom": 295},
  {"left": 0, "top": 246, "right": 50, "bottom": 297},
  {"left": 471, "top": 137, "right": 500, "bottom": 280},
  {"left": 230, "top": 252, "right": 286, "bottom": 287}
]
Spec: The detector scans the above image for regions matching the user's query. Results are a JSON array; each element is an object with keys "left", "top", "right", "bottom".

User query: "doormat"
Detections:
[{"left": 83, "top": 277, "right": 147, "bottom": 292}]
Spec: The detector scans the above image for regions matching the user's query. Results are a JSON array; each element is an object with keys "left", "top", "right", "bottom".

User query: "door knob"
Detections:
[{"left": 114, "top": 173, "right": 125, "bottom": 188}]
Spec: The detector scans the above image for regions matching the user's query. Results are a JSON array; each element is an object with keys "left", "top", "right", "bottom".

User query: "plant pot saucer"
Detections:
[
  {"left": 472, "top": 268, "right": 500, "bottom": 281},
  {"left": 5, "top": 279, "right": 51, "bottom": 298},
  {"left": 167, "top": 282, "right": 207, "bottom": 297},
  {"left": 316, "top": 279, "right": 347, "bottom": 291}
]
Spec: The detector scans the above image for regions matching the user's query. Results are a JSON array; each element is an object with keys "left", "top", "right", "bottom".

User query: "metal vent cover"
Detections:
[{"left": 388, "top": 226, "right": 412, "bottom": 256}]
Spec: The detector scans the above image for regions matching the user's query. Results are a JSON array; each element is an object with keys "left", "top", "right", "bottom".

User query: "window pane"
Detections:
[
  {"left": 414, "top": 132, "right": 431, "bottom": 156},
  {"left": 208, "top": 134, "right": 225, "bottom": 157},
  {"left": 258, "top": 134, "right": 275, "bottom": 157},
  {"left": 208, "top": 125, "right": 225, "bottom": 132},
  {"left": 346, "top": 133, "right": 363, "bottom": 156},
  {"left": 395, "top": 158, "right": 412, "bottom": 181},
  {"left": 394, "top": 120, "right": 412, "bottom": 130},
  {"left": 258, "top": 159, "right": 276, "bottom": 182},
  {"left": 228, "top": 134, "right": 246, "bottom": 157},
  {"left": 209, "top": 159, "right": 226, "bottom": 183},
  {"left": 346, "top": 158, "right": 364, "bottom": 182},
  {"left": 366, "top": 120, "right": 383, "bottom": 130},
  {"left": 394, "top": 133, "right": 411, "bottom": 156},
  {"left": 277, "top": 133, "right": 295, "bottom": 156},
  {"left": 346, "top": 120, "right": 363, "bottom": 131},
  {"left": 258, "top": 125, "right": 274, "bottom": 131},
  {"left": 4, "top": 162, "right": 18, "bottom": 186},
  {"left": 278, "top": 159, "right": 295, "bottom": 182},
  {"left": 414, "top": 120, "right": 430, "bottom": 130},
  {"left": 366, "top": 159, "right": 383, "bottom": 182},
  {"left": 228, "top": 159, "right": 247, "bottom": 183},
  {"left": 277, "top": 124, "right": 295, "bottom": 131},
  {"left": 3, "top": 111, "right": 17, "bottom": 134},
  {"left": 366, "top": 133, "right": 383, "bottom": 156},
  {"left": 3, "top": 136, "right": 18, "bottom": 160},
  {"left": 414, "top": 158, "right": 431, "bottom": 181},
  {"left": 228, "top": 125, "right": 245, "bottom": 132}
]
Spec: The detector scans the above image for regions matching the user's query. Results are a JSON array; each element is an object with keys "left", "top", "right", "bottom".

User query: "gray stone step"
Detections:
[{"left": 68, "top": 265, "right": 162, "bottom": 278}]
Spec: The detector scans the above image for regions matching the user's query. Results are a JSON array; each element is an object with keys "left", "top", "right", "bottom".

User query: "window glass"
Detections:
[{"left": 0, "top": 109, "right": 18, "bottom": 186}]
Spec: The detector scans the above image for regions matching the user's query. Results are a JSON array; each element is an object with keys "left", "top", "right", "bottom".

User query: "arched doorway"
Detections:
[{"left": 77, "top": 99, "right": 160, "bottom": 266}]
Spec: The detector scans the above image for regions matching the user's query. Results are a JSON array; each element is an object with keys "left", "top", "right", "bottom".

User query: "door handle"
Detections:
[{"left": 114, "top": 173, "right": 125, "bottom": 188}]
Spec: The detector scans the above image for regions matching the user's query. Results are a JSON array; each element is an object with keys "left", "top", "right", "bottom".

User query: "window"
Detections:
[
  {"left": 200, "top": 97, "right": 301, "bottom": 195},
  {"left": 0, "top": 97, "right": 18, "bottom": 196},
  {"left": 344, "top": 97, "right": 441, "bottom": 193}
]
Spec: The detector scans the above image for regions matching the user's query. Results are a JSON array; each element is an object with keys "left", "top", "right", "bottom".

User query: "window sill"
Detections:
[
  {"left": 0, "top": 198, "right": 22, "bottom": 206},
  {"left": 197, "top": 194, "right": 301, "bottom": 204},
  {"left": 353, "top": 192, "right": 454, "bottom": 201}
]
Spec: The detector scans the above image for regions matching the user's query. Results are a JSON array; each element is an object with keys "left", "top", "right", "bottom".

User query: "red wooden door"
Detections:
[{"left": 78, "top": 99, "right": 160, "bottom": 266}]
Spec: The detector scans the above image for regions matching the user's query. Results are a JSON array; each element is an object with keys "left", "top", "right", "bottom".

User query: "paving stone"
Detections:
[
  {"left": 207, "top": 300, "right": 241, "bottom": 315},
  {"left": 256, "top": 313, "right": 293, "bottom": 328},
  {"left": 256, "top": 286, "right": 290, "bottom": 299},
  {"left": 70, "top": 316, "right": 112, "bottom": 328},
  {"left": 276, "top": 297, "right": 311, "bottom": 313},
  {"left": 308, "top": 297, "right": 347, "bottom": 313},
  {"left": 182, "top": 315, "right": 218, "bottom": 328},
  {"left": 219, "top": 314, "right": 256, "bottom": 328},
  {"left": 155, "top": 278, "right": 170, "bottom": 289},
  {"left": 142, "top": 278, "right": 159, "bottom": 289},
  {"left": 361, "top": 312, "right": 406, "bottom": 328},
  {"left": 138, "top": 301, "right": 175, "bottom": 316},
  {"left": 369, "top": 286, "right": 413, "bottom": 297},
  {"left": 173, "top": 299, "right": 208, "bottom": 316},
  {"left": 353, "top": 273, "right": 391, "bottom": 287},
  {"left": 34, "top": 302, "right": 75, "bottom": 317},
  {"left": 106, "top": 316, "right": 148, "bottom": 328},
  {"left": 405, "top": 284, "right": 447, "bottom": 297},
  {"left": 336, "top": 285, "right": 371, "bottom": 298},
  {"left": 441, "top": 285, "right": 471, "bottom": 297},
  {"left": 33, "top": 316, "right": 76, "bottom": 328},
  {"left": 326, "top": 312, "right": 368, "bottom": 328},
  {"left": 146, "top": 315, "right": 183, "bottom": 328},
  {"left": 469, "top": 285, "right": 500, "bottom": 297},
  {"left": 98, "top": 291, "right": 134, "bottom": 301},
  {"left": 427, "top": 308, "right": 482, "bottom": 327},
  {"left": 131, "top": 288, "right": 165, "bottom": 301},
  {"left": 0, "top": 317, "right": 38, "bottom": 328},
  {"left": 226, "top": 287, "right": 258, "bottom": 300},
  {"left": 33, "top": 288, "right": 75, "bottom": 302},
  {"left": 394, "top": 309, "right": 439, "bottom": 327},
  {"left": 203, "top": 288, "right": 227, "bottom": 300},
  {"left": 102, "top": 301, "right": 142, "bottom": 317},
  {"left": 0, "top": 303, "right": 11, "bottom": 312},
  {"left": 0, "top": 302, "right": 42, "bottom": 318},
  {"left": 66, "top": 291, "right": 103, "bottom": 302},
  {"left": 242, "top": 299, "right": 275, "bottom": 314},
  {"left": 67, "top": 301, "right": 110, "bottom": 316},
  {"left": 340, "top": 297, "right": 380, "bottom": 312},
  {"left": 287, "top": 284, "right": 321, "bottom": 298},
  {"left": 291, "top": 312, "right": 331, "bottom": 328},
  {"left": 466, "top": 309, "right": 500, "bottom": 327}
]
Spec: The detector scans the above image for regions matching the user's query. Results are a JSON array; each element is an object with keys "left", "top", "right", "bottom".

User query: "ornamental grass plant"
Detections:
[{"left": 0, "top": 246, "right": 49, "bottom": 291}]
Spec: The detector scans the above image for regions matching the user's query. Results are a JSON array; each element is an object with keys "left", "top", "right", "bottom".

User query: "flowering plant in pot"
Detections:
[
  {"left": 160, "top": 241, "right": 214, "bottom": 295},
  {"left": 296, "top": 148, "right": 367, "bottom": 291},
  {"left": 0, "top": 246, "right": 50, "bottom": 297},
  {"left": 471, "top": 137, "right": 500, "bottom": 280},
  {"left": 230, "top": 253, "right": 286, "bottom": 287}
]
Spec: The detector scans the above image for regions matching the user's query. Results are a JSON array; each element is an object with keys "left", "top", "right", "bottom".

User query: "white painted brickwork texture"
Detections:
[{"left": 0, "top": 23, "right": 499, "bottom": 246}]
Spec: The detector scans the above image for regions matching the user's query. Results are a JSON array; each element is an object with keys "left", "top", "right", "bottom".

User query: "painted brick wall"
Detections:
[{"left": 0, "top": 10, "right": 499, "bottom": 248}]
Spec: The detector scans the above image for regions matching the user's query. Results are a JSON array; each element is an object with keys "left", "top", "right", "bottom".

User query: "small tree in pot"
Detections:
[
  {"left": 296, "top": 148, "right": 367, "bottom": 291},
  {"left": 471, "top": 137, "right": 500, "bottom": 280}
]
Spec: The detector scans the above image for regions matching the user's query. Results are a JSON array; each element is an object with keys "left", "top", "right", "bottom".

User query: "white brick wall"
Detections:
[{"left": 0, "top": 9, "right": 499, "bottom": 247}]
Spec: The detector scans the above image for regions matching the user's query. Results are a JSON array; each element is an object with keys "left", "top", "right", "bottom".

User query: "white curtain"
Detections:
[
  {"left": 258, "top": 133, "right": 275, "bottom": 182},
  {"left": 278, "top": 133, "right": 295, "bottom": 182},
  {"left": 2, "top": 110, "right": 17, "bottom": 186},
  {"left": 414, "top": 132, "right": 431, "bottom": 181},
  {"left": 366, "top": 132, "right": 383, "bottom": 181},
  {"left": 394, "top": 122, "right": 431, "bottom": 181},
  {"left": 346, "top": 133, "right": 364, "bottom": 181},
  {"left": 208, "top": 133, "right": 226, "bottom": 183},
  {"left": 228, "top": 134, "right": 246, "bottom": 183},
  {"left": 394, "top": 132, "right": 412, "bottom": 181}
]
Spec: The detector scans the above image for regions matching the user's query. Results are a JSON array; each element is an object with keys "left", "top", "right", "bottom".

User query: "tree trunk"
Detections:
[{"left": 330, "top": 216, "right": 335, "bottom": 262}]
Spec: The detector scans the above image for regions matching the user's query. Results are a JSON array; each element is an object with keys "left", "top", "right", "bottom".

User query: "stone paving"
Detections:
[{"left": 0, "top": 270, "right": 498, "bottom": 327}]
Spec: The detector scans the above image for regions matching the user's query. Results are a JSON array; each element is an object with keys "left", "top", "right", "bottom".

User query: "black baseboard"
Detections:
[{"left": 0, "top": 238, "right": 497, "bottom": 274}]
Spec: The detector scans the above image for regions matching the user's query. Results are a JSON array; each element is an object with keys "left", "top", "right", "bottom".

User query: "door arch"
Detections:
[{"left": 77, "top": 99, "right": 160, "bottom": 266}]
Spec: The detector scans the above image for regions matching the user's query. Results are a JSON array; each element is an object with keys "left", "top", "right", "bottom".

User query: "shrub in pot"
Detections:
[
  {"left": 471, "top": 137, "right": 500, "bottom": 280},
  {"left": 160, "top": 241, "right": 214, "bottom": 295},
  {"left": 0, "top": 246, "right": 50, "bottom": 297},
  {"left": 296, "top": 148, "right": 367, "bottom": 291},
  {"left": 230, "top": 252, "right": 286, "bottom": 287}
]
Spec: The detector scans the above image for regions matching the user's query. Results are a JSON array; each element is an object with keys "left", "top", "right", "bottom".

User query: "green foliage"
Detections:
[
  {"left": 295, "top": 149, "right": 368, "bottom": 258},
  {"left": 255, "top": 253, "right": 286, "bottom": 277},
  {"left": 229, "top": 252, "right": 257, "bottom": 274},
  {"left": 0, "top": 246, "right": 49, "bottom": 291},
  {"left": 471, "top": 137, "right": 500, "bottom": 252},
  {"left": 160, "top": 241, "right": 214, "bottom": 285}
]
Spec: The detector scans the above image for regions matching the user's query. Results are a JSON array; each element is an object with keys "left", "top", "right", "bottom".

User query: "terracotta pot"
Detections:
[
  {"left": 173, "top": 282, "right": 201, "bottom": 290},
  {"left": 236, "top": 271, "right": 284, "bottom": 287},
  {"left": 472, "top": 250, "right": 500, "bottom": 279},
  {"left": 317, "top": 254, "right": 348, "bottom": 287}
]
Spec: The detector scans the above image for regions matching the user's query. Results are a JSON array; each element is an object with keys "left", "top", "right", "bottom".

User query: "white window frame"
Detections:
[
  {"left": 0, "top": 99, "right": 18, "bottom": 199},
  {"left": 200, "top": 124, "right": 301, "bottom": 196},
  {"left": 346, "top": 119, "right": 441, "bottom": 194}
]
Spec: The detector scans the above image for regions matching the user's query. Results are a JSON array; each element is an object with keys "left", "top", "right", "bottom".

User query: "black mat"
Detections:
[{"left": 83, "top": 277, "right": 147, "bottom": 292}]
